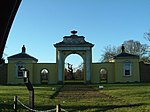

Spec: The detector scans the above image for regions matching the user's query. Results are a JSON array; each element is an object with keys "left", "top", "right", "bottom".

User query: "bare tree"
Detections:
[
  {"left": 144, "top": 30, "right": 150, "bottom": 41},
  {"left": 100, "top": 45, "right": 119, "bottom": 62},
  {"left": 100, "top": 40, "right": 150, "bottom": 63},
  {"left": 123, "top": 40, "right": 149, "bottom": 58}
]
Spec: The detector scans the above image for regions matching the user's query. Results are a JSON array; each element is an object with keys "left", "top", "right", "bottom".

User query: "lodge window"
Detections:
[
  {"left": 16, "top": 64, "right": 24, "bottom": 78},
  {"left": 124, "top": 62, "right": 132, "bottom": 76}
]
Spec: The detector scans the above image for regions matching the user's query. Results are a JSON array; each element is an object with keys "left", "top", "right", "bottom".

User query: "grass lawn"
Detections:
[{"left": 0, "top": 83, "right": 150, "bottom": 112}]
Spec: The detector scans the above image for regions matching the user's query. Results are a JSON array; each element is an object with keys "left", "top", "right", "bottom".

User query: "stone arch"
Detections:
[
  {"left": 63, "top": 51, "right": 85, "bottom": 61},
  {"left": 54, "top": 31, "right": 94, "bottom": 84},
  {"left": 100, "top": 68, "right": 108, "bottom": 83},
  {"left": 40, "top": 68, "right": 49, "bottom": 84},
  {"left": 64, "top": 52, "right": 85, "bottom": 82}
]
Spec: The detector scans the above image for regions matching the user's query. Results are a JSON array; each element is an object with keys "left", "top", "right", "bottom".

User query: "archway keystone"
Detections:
[{"left": 54, "top": 31, "right": 94, "bottom": 83}]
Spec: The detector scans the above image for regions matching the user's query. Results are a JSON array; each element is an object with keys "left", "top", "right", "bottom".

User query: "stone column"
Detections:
[
  {"left": 58, "top": 50, "right": 63, "bottom": 83},
  {"left": 86, "top": 50, "right": 91, "bottom": 82}
]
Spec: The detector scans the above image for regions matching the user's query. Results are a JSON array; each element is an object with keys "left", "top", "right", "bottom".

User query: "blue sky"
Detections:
[{"left": 4, "top": 0, "right": 150, "bottom": 63}]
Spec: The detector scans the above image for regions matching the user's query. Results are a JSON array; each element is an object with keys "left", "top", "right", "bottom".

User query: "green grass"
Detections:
[
  {"left": 0, "top": 85, "right": 62, "bottom": 112},
  {"left": 0, "top": 83, "right": 150, "bottom": 112}
]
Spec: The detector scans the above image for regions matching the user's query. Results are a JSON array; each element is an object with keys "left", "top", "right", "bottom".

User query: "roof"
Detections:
[
  {"left": 8, "top": 45, "right": 38, "bottom": 62},
  {"left": 54, "top": 30, "right": 94, "bottom": 47},
  {"left": 114, "top": 44, "right": 139, "bottom": 59},
  {"left": 8, "top": 53, "right": 38, "bottom": 62},
  {"left": 114, "top": 52, "right": 139, "bottom": 59}
]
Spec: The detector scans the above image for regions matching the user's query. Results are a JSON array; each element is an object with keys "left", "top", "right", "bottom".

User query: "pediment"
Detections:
[{"left": 54, "top": 31, "right": 94, "bottom": 47}]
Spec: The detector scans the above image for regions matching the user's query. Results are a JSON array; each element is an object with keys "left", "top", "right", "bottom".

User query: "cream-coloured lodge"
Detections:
[{"left": 7, "top": 31, "right": 140, "bottom": 84}]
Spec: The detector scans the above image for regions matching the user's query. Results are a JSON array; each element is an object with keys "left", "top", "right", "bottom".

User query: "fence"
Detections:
[{"left": 13, "top": 96, "right": 68, "bottom": 112}]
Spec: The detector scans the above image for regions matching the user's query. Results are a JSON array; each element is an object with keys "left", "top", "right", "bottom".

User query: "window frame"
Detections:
[
  {"left": 123, "top": 61, "right": 132, "bottom": 76},
  {"left": 16, "top": 63, "right": 24, "bottom": 78}
]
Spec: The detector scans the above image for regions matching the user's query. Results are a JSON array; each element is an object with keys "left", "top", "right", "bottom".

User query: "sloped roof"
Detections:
[
  {"left": 8, "top": 53, "right": 38, "bottom": 61},
  {"left": 8, "top": 45, "right": 38, "bottom": 62},
  {"left": 114, "top": 52, "right": 139, "bottom": 59},
  {"left": 114, "top": 44, "right": 139, "bottom": 59}
]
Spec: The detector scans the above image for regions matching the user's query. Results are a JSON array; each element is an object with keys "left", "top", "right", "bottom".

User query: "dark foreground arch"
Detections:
[{"left": 0, "top": 0, "right": 22, "bottom": 63}]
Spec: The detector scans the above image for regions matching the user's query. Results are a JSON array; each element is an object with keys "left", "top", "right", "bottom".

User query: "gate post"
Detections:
[
  {"left": 21, "top": 68, "right": 34, "bottom": 109},
  {"left": 13, "top": 96, "right": 17, "bottom": 112},
  {"left": 56, "top": 104, "right": 61, "bottom": 112},
  {"left": 29, "top": 90, "right": 34, "bottom": 109}
]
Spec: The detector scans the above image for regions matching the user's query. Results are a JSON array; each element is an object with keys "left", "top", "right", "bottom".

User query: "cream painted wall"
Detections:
[
  {"left": 91, "top": 63, "right": 115, "bottom": 83},
  {"left": 114, "top": 58, "right": 140, "bottom": 83},
  {"left": 7, "top": 59, "right": 57, "bottom": 84},
  {"left": 33, "top": 63, "right": 57, "bottom": 84},
  {"left": 7, "top": 59, "right": 35, "bottom": 84},
  {"left": 7, "top": 57, "right": 140, "bottom": 84}
]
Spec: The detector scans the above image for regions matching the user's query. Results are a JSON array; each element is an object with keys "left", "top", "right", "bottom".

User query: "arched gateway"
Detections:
[{"left": 54, "top": 31, "right": 94, "bottom": 83}]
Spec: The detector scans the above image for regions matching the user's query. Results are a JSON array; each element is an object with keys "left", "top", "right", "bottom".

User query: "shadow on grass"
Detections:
[
  {"left": 61, "top": 103, "right": 146, "bottom": 112},
  {"left": 0, "top": 103, "right": 146, "bottom": 112},
  {"left": 0, "top": 103, "right": 12, "bottom": 110},
  {"left": 0, "top": 103, "right": 28, "bottom": 111},
  {"left": 50, "top": 85, "right": 64, "bottom": 99}
]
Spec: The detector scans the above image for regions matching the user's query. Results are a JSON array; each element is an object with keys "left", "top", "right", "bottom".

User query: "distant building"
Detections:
[{"left": 0, "top": 31, "right": 149, "bottom": 84}]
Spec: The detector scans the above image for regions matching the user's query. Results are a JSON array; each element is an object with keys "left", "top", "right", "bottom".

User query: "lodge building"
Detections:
[{"left": 0, "top": 31, "right": 150, "bottom": 84}]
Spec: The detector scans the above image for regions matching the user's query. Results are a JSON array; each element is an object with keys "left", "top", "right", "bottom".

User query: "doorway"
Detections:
[{"left": 64, "top": 54, "right": 84, "bottom": 82}]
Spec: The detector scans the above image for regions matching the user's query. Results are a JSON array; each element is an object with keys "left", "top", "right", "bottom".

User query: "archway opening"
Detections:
[
  {"left": 100, "top": 68, "right": 107, "bottom": 83},
  {"left": 40, "top": 68, "right": 49, "bottom": 84},
  {"left": 64, "top": 54, "right": 84, "bottom": 82}
]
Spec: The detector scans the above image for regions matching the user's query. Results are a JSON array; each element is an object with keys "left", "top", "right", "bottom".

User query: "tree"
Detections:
[
  {"left": 123, "top": 40, "right": 149, "bottom": 59},
  {"left": 100, "top": 45, "right": 119, "bottom": 62},
  {"left": 144, "top": 30, "right": 150, "bottom": 41},
  {"left": 100, "top": 40, "right": 150, "bottom": 63}
]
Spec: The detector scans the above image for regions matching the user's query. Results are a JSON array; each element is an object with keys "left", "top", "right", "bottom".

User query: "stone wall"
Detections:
[{"left": 140, "top": 62, "right": 150, "bottom": 83}]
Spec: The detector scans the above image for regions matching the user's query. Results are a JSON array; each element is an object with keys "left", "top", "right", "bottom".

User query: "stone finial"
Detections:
[
  {"left": 71, "top": 30, "right": 77, "bottom": 35},
  {"left": 22, "top": 45, "right": 26, "bottom": 53},
  {"left": 121, "top": 44, "right": 125, "bottom": 53}
]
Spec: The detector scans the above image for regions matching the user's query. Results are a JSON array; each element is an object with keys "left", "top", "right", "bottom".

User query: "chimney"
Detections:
[
  {"left": 22, "top": 45, "right": 26, "bottom": 53},
  {"left": 121, "top": 44, "right": 125, "bottom": 53}
]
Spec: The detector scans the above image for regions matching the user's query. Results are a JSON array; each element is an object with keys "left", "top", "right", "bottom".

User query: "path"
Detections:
[{"left": 55, "top": 85, "right": 112, "bottom": 99}]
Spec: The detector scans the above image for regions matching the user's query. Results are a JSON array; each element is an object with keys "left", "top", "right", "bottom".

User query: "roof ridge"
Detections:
[{"left": 8, "top": 52, "right": 38, "bottom": 62}]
